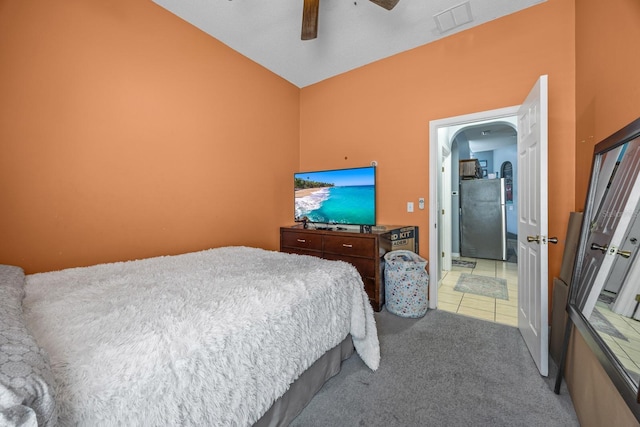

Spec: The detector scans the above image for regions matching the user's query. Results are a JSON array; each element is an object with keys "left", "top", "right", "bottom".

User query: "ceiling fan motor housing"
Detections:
[{"left": 302, "top": 0, "right": 399, "bottom": 40}]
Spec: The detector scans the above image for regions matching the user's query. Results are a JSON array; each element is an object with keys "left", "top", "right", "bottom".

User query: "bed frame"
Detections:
[{"left": 255, "top": 336, "right": 354, "bottom": 426}]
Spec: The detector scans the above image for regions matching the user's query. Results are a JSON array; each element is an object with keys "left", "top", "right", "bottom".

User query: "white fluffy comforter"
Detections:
[{"left": 23, "top": 247, "right": 379, "bottom": 426}]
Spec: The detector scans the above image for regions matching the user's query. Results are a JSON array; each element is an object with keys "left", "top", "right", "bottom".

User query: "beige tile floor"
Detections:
[
  {"left": 593, "top": 301, "right": 640, "bottom": 381},
  {"left": 438, "top": 257, "right": 518, "bottom": 327}
]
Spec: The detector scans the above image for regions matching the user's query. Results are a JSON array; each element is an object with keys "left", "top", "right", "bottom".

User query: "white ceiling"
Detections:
[
  {"left": 462, "top": 122, "right": 517, "bottom": 153},
  {"left": 152, "top": 0, "right": 546, "bottom": 88}
]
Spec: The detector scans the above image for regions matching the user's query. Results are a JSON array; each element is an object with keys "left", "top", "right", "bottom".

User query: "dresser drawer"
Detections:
[
  {"left": 323, "top": 254, "right": 375, "bottom": 278},
  {"left": 281, "top": 231, "right": 323, "bottom": 251},
  {"left": 281, "top": 247, "right": 322, "bottom": 258},
  {"left": 362, "top": 277, "right": 377, "bottom": 302},
  {"left": 280, "top": 226, "right": 395, "bottom": 312},
  {"left": 323, "top": 235, "right": 375, "bottom": 258}
]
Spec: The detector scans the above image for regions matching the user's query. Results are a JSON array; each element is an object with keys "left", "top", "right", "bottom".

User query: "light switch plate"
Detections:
[{"left": 407, "top": 202, "right": 414, "bottom": 212}]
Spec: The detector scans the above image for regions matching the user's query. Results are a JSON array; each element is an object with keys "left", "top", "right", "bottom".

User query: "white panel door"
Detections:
[
  {"left": 517, "top": 75, "right": 549, "bottom": 376},
  {"left": 580, "top": 137, "right": 640, "bottom": 318}
]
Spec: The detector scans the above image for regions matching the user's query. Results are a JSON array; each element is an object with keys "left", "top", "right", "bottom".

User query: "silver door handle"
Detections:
[
  {"left": 590, "top": 243, "right": 608, "bottom": 254},
  {"left": 527, "top": 236, "right": 558, "bottom": 244},
  {"left": 617, "top": 249, "right": 632, "bottom": 258}
]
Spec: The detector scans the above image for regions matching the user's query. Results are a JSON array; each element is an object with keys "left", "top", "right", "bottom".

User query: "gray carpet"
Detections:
[{"left": 291, "top": 309, "right": 578, "bottom": 427}]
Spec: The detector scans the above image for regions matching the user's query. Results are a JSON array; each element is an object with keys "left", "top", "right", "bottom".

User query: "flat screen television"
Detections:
[{"left": 294, "top": 166, "right": 376, "bottom": 226}]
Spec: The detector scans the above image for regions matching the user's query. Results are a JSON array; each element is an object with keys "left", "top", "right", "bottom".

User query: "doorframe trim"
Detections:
[{"left": 428, "top": 105, "right": 519, "bottom": 309}]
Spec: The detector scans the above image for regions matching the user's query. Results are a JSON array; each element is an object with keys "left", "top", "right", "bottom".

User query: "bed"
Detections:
[{"left": 0, "top": 246, "right": 380, "bottom": 426}]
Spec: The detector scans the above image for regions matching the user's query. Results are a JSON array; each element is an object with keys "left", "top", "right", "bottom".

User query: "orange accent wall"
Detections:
[
  {"left": 0, "top": 0, "right": 300, "bottom": 273},
  {"left": 0, "top": 0, "right": 578, "bottom": 284},
  {"left": 565, "top": 0, "right": 640, "bottom": 425},
  {"left": 300, "top": 0, "right": 576, "bottom": 285},
  {"left": 575, "top": 0, "right": 640, "bottom": 208}
]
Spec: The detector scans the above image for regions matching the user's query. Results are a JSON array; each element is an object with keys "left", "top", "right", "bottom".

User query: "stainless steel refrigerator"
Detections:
[{"left": 460, "top": 178, "right": 507, "bottom": 260}]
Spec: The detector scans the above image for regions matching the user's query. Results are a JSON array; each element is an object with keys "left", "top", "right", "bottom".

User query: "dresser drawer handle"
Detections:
[
  {"left": 297, "top": 239, "right": 306, "bottom": 243},
  {"left": 342, "top": 244, "right": 353, "bottom": 248}
]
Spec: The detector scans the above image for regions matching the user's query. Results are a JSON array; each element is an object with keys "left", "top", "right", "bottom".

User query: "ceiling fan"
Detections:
[{"left": 302, "top": 0, "right": 400, "bottom": 40}]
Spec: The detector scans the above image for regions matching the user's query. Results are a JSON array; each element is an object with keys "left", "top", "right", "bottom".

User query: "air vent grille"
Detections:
[{"left": 434, "top": 1, "right": 473, "bottom": 34}]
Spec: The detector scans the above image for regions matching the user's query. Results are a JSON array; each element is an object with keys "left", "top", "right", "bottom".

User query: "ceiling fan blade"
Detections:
[
  {"left": 301, "top": 0, "right": 319, "bottom": 40},
  {"left": 369, "top": 0, "right": 399, "bottom": 10}
]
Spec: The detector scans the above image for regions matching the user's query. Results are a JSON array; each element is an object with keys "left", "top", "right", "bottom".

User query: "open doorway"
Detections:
[
  {"left": 428, "top": 106, "right": 520, "bottom": 327},
  {"left": 440, "top": 119, "right": 518, "bottom": 326},
  {"left": 429, "top": 76, "right": 549, "bottom": 375},
  {"left": 450, "top": 120, "right": 518, "bottom": 261}
]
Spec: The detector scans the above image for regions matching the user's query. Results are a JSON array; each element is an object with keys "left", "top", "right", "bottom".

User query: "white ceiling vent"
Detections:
[{"left": 434, "top": 1, "right": 473, "bottom": 34}]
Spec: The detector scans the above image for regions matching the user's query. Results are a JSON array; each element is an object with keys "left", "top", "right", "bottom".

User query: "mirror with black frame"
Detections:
[{"left": 562, "top": 116, "right": 640, "bottom": 419}]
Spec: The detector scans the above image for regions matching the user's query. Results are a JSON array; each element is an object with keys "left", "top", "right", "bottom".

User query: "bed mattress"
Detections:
[{"left": 21, "top": 247, "right": 379, "bottom": 426}]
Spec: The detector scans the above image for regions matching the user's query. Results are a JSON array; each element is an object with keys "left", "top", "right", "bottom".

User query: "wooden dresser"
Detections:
[{"left": 280, "top": 226, "right": 392, "bottom": 311}]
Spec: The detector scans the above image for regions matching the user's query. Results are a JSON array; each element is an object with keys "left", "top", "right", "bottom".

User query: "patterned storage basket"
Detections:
[{"left": 383, "top": 250, "right": 429, "bottom": 318}]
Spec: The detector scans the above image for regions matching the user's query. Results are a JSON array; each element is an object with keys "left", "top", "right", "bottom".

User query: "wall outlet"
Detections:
[
  {"left": 418, "top": 198, "right": 425, "bottom": 210},
  {"left": 407, "top": 202, "right": 414, "bottom": 212}
]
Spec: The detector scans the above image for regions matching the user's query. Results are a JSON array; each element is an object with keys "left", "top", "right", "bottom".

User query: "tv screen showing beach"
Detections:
[{"left": 294, "top": 167, "right": 376, "bottom": 225}]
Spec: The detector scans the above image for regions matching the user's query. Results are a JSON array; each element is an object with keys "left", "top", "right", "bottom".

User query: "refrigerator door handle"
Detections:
[{"left": 500, "top": 178, "right": 507, "bottom": 260}]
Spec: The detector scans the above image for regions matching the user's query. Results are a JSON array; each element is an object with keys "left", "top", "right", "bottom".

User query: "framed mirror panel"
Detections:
[{"left": 564, "top": 116, "right": 640, "bottom": 419}]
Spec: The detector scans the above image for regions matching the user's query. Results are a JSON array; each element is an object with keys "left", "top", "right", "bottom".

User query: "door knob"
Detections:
[
  {"left": 590, "top": 243, "right": 609, "bottom": 254},
  {"left": 547, "top": 237, "right": 558, "bottom": 244},
  {"left": 617, "top": 249, "right": 632, "bottom": 258},
  {"left": 527, "top": 235, "right": 540, "bottom": 243}
]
